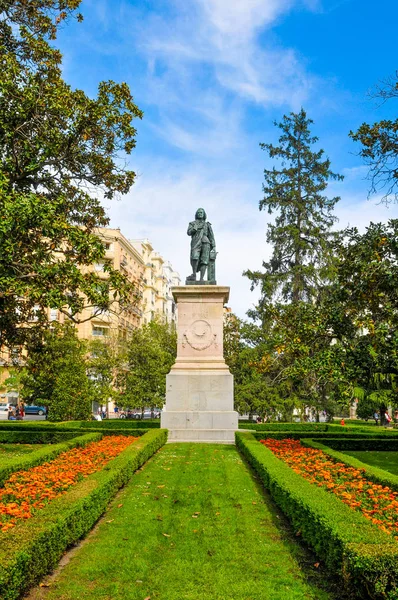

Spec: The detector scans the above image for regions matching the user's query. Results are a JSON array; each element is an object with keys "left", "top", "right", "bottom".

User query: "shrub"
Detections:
[
  {"left": 252, "top": 431, "right": 398, "bottom": 442},
  {"left": 0, "top": 431, "right": 79, "bottom": 444},
  {"left": 317, "top": 438, "right": 398, "bottom": 451},
  {"left": 239, "top": 422, "right": 329, "bottom": 431},
  {"left": 56, "top": 419, "right": 161, "bottom": 429},
  {"left": 0, "top": 428, "right": 167, "bottom": 600},
  {"left": 236, "top": 431, "right": 398, "bottom": 599}
]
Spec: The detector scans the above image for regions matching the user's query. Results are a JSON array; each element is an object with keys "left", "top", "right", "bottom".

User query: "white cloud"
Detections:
[
  {"left": 198, "top": 0, "right": 294, "bottom": 38},
  {"left": 137, "top": 0, "right": 313, "bottom": 111},
  {"left": 335, "top": 195, "right": 398, "bottom": 232}
]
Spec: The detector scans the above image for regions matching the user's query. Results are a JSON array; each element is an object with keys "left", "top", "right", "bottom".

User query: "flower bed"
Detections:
[
  {"left": 0, "top": 435, "right": 137, "bottom": 532},
  {"left": 0, "top": 429, "right": 167, "bottom": 600},
  {"left": 261, "top": 438, "right": 398, "bottom": 538}
]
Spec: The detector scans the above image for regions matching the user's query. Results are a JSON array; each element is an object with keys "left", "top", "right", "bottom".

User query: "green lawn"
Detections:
[
  {"left": 343, "top": 450, "right": 398, "bottom": 476},
  {"left": 0, "top": 443, "right": 45, "bottom": 458},
  {"left": 30, "top": 443, "right": 332, "bottom": 600}
]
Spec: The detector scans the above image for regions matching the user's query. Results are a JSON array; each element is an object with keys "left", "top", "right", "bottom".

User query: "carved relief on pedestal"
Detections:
[{"left": 182, "top": 319, "right": 217, "bottom": 351}]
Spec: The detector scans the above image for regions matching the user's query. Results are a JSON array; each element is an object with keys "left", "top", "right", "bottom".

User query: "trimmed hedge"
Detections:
[
  {"left": 56, "top": 419, "right": 161, "bottom": 429},
  {"left": 236, "top": 431, "right": 398, "bottom": 599},
  {"left": 318, "top": 438, "right": 398, "bottom": 451},
  {"left": 0, "top": 428, "right": 168, "bottom": 600},
  {"left": 239, "top": 422, "right": 329, "bottom": 431},
  {"left": 252, "top": 431, "right": 398, "bottom": 442},
  {"left": 239, "top": 421, "right": 395, "bottom": 434},
  {"left": 0, "top": 433, "right": 102, "bottom": 488},
  {"left": 301, "top": 438, "right": 398, "bottom": 492},
  {"left": 0, "top": 430, "right": 79, "bottom": 444},
  {"left": 0, "top": 420, "right": 160, "bottom": 431}
]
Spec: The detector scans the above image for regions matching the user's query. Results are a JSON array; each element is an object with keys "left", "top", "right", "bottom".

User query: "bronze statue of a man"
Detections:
[{"left": 186, "top": 208, "right": 216, "bottom": 284}]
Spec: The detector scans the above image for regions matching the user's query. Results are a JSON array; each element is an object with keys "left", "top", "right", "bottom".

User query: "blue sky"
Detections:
[{"left": 57, "top": 0, "right": 398, "bottom": 316}]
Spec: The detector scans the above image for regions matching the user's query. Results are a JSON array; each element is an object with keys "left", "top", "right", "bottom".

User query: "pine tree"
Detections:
[{"left": 246, "top": 109, "right": 343, "bottom": 306}]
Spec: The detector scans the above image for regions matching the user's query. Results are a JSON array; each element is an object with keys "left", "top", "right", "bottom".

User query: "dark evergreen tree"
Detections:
[{"left": 246, "top": 109, "right": 343, "bottom": 306}]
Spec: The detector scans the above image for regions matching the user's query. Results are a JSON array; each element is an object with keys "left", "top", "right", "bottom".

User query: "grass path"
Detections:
[{"left": 30, "top": 444, "right": 331, "bottom": 600}]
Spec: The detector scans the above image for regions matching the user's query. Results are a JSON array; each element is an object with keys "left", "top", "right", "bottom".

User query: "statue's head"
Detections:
[{"left": 195, "top": 207, "right": 206, "bottom": 220}]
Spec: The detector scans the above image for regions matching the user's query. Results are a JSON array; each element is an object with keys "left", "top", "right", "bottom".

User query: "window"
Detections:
[
  {"left": 92, "top": 326, "right": 108, "bottom": 337},
  {"left": 50, "top": 309, "right": 58, "bottom": 322}
]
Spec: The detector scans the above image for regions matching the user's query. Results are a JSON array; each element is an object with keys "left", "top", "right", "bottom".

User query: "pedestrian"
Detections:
[
  {"left": 19, "top": 402, "right": 25, "bottom": 420},
  {"left": 374, "top": 411, "right": 379, "bottom": 426},
  {"left": 385, "top": 411, "right": 392, "bottom": 426},
  {"left": 8, "top": 407, "right": 16, "bottom": 420},
  {"left": 340, "top": 418, "right": 345, "bottom": 426},
  {"left": 15, "top": 405, "right": 22, "bottom": 420}
]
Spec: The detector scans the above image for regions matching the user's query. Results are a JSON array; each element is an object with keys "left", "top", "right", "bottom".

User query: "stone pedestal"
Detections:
[{"left": 161, "top": 286, "right": 238, "bottom": 443}]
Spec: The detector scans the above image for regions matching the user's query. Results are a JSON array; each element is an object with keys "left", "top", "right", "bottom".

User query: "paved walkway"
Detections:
[{"left": 29, "top": 444, "right": 331, "bottom": 600}]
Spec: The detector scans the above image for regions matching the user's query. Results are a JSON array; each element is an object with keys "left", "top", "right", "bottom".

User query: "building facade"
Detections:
[{"left": 130, "top": 239, "right": 180, "bottom": 324}]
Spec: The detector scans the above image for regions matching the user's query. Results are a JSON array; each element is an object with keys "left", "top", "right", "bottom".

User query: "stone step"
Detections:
[{"left": 167, "top": 428, "right": 236, "bottom": 443}]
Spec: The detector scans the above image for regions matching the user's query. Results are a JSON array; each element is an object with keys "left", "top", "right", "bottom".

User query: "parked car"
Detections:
[
  {"left": 0, "top": 402, "right": 13, "bottom": 415},
  {"left": 24, "top": 405, "right": 47, "bottom": 416},
  {"left": 129, "top": 410, "right": 160, "bottom": 419}
]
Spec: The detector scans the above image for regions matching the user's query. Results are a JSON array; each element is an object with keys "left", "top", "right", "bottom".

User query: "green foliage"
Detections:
[
  {"left": 239, "top": 422, "right": 328, "bottom": 431},
  {"left": 88, "top": 336, "right": 128, "bottom": 408},
  {"left": 56, "top": 419, "right": 160, "bottom": 429},
  {"left": 0, "top": 421, "right": 156, "bottom": 434},
  {"left": 2, "top": 367, "right": 25, "bottom": 395},
  {"left": 0, "top": 1, "right": 142, "bottom": 349},
  {"left": 0, "top": 429, "right": 167, "bottom": 600},
  {"left": 350, "top": 73, "right": 398, "bottom": 204},
  {"left": 0, "top": 430, "right": 78, "bottom": 444},
  {"left": 246, "top": 108, "right": 342, "bottom": 305},
  {"left": 236, "top": 432, "right": 398, "bottom": 599},
  {"left": 21, "top": 323, "right": 93, "bottom": 421},
  {"left": 122, "top": 321, "right": 177, "bottom": 409},
  {"left": 310, "top": 437, "right": 398, "bottom": 452},
  {"left": 242, "top": 110, "right": 348, "bottom": 420}
]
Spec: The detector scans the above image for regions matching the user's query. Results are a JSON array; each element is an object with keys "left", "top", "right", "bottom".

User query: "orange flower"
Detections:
[
  {"left": 260, "top": 438, "right": 398, "bottom": 537},
  {"left": 0, "top": 435, "right": 138, "bottom": 532}
]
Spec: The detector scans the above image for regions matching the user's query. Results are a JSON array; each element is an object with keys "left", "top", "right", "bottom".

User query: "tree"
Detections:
[
  {"left": 350, "top": 72, "right": 398, "bottom": 204},
  {"left": 122, "top": 321, "right": 177, "bottom": 411},
  {"left": 0, "top": 1, "right": 142, "bottom": 349},
  {"left": 246, "top": 109, "right": 343, "bottom": 306},
  {"left": 21, "top": 323, "right": 93, "bottom": 420},
  {"left": 88, "top": 336, "right": 128, "bottom": 411},
  {"left": 329, "top": 220, "right": 398, "bottom": 408},
  {"left": 1, "top": 366, "right": 25, "bottom": 401}
]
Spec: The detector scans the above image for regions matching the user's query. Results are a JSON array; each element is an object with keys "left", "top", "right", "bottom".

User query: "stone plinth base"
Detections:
[
  {"left": 161, "top": 368, "right": 238, "bottom": 443},
  {"left": 161, "top": 285, "right": 238, "bottom": 444}
]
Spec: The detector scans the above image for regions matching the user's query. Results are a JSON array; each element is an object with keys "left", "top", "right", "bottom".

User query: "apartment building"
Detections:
[
  {"left": 130, "top": 239, "right": 180, "bottom": 324},
  {"left": 48, "top": 228, "right": 145, "bottom": 340}
]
